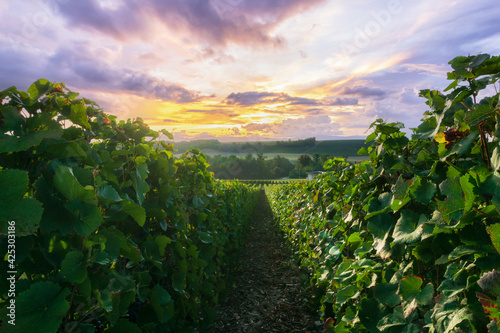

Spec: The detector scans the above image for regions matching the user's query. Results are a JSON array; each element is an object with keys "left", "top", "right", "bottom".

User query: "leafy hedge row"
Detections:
[
  {"left": 267, "top": 54, "right": 500, "bottom": 332},
  {"left": 0, "top": 80, "right": 259, "bottom": 332}
]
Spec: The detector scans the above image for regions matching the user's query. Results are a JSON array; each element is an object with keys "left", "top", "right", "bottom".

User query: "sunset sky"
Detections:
[{"left": 1, "top": 0, "right": 499, "bottom": 141}]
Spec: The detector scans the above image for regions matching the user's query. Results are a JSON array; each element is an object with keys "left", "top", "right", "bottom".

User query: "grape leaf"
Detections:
[
  {"left": 61, "top": 251, "right": 87, "bottom": 283},
  {"left": 105, "top": 319, "right": 142, "bottom": 333},
  {"left": 392, "top": 210, "right": 426, "bottom": 244},
  {"left": 0, "top": 282, "right": 70, "bottom": 333},
  {"left": 410, "top": 176, "right": 437, "bottom": 204},
  {"left": 150, "top": 284, "right": 174, "bottom": 324},
  {"left": 391, "top": 176, "right": 412, "bottom": 211},
  {"left": 374, "top": 283, "right": 401, "bottom": 307},
  {"left": 437, "top": 178, "right": 465, "bottom": 223},
  {"left": 488, "top": 224, "right": 500, "bottom": 256},
  {"left": 122, "top": 200, "right": 146, "bottom": 226}
]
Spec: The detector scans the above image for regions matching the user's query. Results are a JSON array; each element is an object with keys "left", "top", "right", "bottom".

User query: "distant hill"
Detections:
[{"left": 173, "top": 138, "right": 368, "bottom": 157}]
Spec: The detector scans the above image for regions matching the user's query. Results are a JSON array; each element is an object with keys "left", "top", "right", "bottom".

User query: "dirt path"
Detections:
[{"left": 202, "top": 191, "right": 322, "bottom": 333}]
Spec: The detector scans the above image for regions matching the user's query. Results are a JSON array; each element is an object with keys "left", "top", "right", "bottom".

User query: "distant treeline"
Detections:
[
  {"left": 207, "top": 152, "right": 333, "bottom": 180},
  {"left": 174, "top": 137, "right": 367, "bottom": 156},
  {"left": 174, "top": 137, "right": 318, "bottom": 154},
  {"left": 207, "top": 154, "right": 294, "bottom": 180}
]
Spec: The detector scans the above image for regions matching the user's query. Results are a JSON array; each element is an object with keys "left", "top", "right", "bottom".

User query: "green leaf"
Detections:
[
  {"left": 192, "top": 195, "right": 205, "bottom": 209},
  {"left": 61, "top": 251, "right": 87, "bottom": 283},
  {"left": 196, "top": 231, "right": 215, "bottom": 244},
  {"left": 374, "top": 283, "right": 401, "bottom": 307},
  {"left": 474, "top": 55, "right": 500, "bottom": 75},
  {"left": 413, "top": 116, "right": 439, "bottom": 139},
  {"left": 398, "top": 275, "right": 423, "bottom": 302},
  {"left": 64, "top": 201, "right": 103, "bottom": 236},
  {"left": 466, "top": 103, "right": 495, "bottom": 126},
  {"left": 448, "top": 245, "right": 478, "bottom": 260},
  {"left": 366, "top": 192, "right": 393, "bottom": 219},
  {"left": 159, "top": 128, "right": 174, "bottom": 140},
  {"left": 459, "top": 174, "right": 476, "bottom": 213},
  {"left": 0, "top": 168, "right": 29, "bottom": 201},
  {"left": 122, "top": 200, "right": 146, "bottom": 226},
  {"left": 336, "top": 285, "right": 358, "bottom": 307},
  {"left": 367, "top": 213, "right": 394, "bottom": 258},
  {"left": 105, "top": 319, "right": 142, "bottom": 333},
  {"left": 367, "top": 214, "right": 394, "bottom": 240},
  {"left": 134, "top": 143, "right": 151, "bottom": 157},
  {"left": 438, "top": 278, "right": 466, "bottom": 298},
  {"left": 1, "top": 106, "right": 23, "bottom": 132},
  {"left": 44, "top": 140, "right": 88, "bottom": 160},
  {"left": 156, "top": 235, "right": 171, "bottom": 256},
  {"left": 98, "top": 183, "right": 122, "bottom": 202},
  {"left": 443, "top": 307, "right": 474, "bottom": 333},
  {"left": 0, "top": 198, "right": 43, "bottom": 235},
  {"left": 449, "top": 55, "right": 470, "bottom": 70},
  {"left": 488, "top": 224, "right": 500, "bottom": 255},
  {"left": 150, "top": 284, "right": 174, "bottom": 324},
  {"left": 376, "top": 306, "right": 406, "bottom": 331},
  {"left": 409, "top": 176, "right": 437, "bottom": 204},
  {"left": 36, "top": 175, "right": 101, "bottom": 236},
  {"left": 172, "top": 271, "right": 186, "bottom": 292},
  {"left": 0, "top": 281, "right": 70, "bottom": 333},
  {"left": 131, "top": 162, "right": 149, "bottom": 206},
  {"left": 69, "top": 104, "right": 91, "bottom": 129},
  {"left": 53, "top": 166, "right": 97, "bottom": 205},
  {"left": 391, "top": 176, "right": 412, "bottom": 211},
  {"left": 0, "top": 170, "right": 43, "bottom": 235},
  {"left": 444, "top": 79, "right": 459, "bottom": 92},
  {"left": 470, "top": 53, "right": 491, "bottom": 69},
  {"left": 0, "top": 130, "right": 62, "bottom": 153},
  {"left": 392, "top": 210, "right": 426, "bottom": 244},
  {"left": 358, "top": 298, "right": 385, "bottom": 332},
  {"left": 416, "top": 283, "right": 434, "bottom": 306},
  {"left": 366, "top": 132, "right": 377, "bottom": 143},
  {"left": 492, "top": 147, "right": 500, "bottom": 173},
  {"left": 27, "top": 78, "right": 53, "bottom": 101},
  {"left": 437, "top": 178, "right": 465, "bottom": 223},
  {"left": 358, "top": 146, "right": 369, "bottom": 155},
  {"left": 397, "top": 276, "right": 433, "bottom": 318}
]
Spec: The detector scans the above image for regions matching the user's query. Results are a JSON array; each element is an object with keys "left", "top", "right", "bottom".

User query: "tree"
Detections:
[
  {"left": 298, "top": 154, "right": 312, "bottom": 167},
  {"left": 297, "top": 154, "right": 312, "bottom": 178},
  {"left": 312, "top": 153, "right": 321, "bottom": 170}
]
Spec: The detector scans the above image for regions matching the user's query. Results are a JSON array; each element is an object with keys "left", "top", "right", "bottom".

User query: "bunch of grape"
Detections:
[
  {"left": 127, "top": 299, "right": 143, "bottom": 323},
  {"left": 91, "top": 318, "right": 105, "bottom": 333}
]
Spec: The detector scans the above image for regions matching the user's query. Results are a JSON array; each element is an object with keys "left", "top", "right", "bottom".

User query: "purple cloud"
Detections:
[
  {"left": 225, "top": 92, "right": 288, "bottom": 106},
  {"left": 47, "top": 44, "right": 201, "bottom": 103},
  {"left": 341, "top": 86, "right": 387, "bottom": 100},
  {"left": 225, "top": 91, "right": 358, "bottom": 107},
  {"left": 56, "top": 0, "right": 325, "bottom": 48}
]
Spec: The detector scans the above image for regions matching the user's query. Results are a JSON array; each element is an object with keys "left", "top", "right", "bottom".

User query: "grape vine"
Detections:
[
  {"left": 267, "top": 54, "right": 500, "bottom": 332},
  {"left": 0, "top": 79, "right": 259, "bottom": 332}
]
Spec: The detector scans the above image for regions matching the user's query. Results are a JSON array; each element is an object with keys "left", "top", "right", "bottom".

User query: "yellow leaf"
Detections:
[{"left": 434, "top": 132, "right": 447, "bottom": 144}]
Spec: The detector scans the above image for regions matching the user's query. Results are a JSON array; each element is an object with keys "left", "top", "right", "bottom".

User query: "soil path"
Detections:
[{"left": 202, "top": 191, "right": 322, "bottom": 333}]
